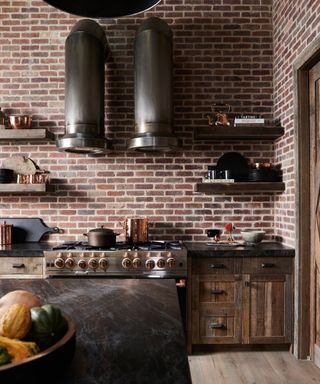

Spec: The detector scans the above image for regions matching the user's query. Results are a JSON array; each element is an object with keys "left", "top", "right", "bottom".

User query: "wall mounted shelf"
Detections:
[
  {"left": 0, "top": 129, "right": 55, "bottom": 141},
  {"left": 0, "top": 184, "right": 47, "bottom": 194},
  {"left": 196, "top": 182, "right": 285, "bottom": 194},
  {"left": 194, "top": 125, "right": 284, "bottom": 141}
]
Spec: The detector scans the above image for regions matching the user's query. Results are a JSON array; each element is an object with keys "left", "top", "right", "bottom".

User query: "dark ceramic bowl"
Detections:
[
  {"left": 0, "top": 316, "right": 76, "bottom": 384},
  {"left": 206, "top": 229, "right": 221, "bottom": 238},
  {"left": 0, "top": 169, "right": 14, "bottom": 183}
]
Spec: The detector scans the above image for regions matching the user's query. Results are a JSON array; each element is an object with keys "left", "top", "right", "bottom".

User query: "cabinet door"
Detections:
[
  {"left": 192, "top": 274, "right": 242, "bottom": 344},
  {"left": 242, "top": 273, "right": 292, "bottom": 344},
  {"left": 0, "top": 257, "right": 44, "bottom": 278}
]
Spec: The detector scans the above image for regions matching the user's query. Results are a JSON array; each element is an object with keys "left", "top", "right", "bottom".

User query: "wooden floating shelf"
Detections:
[
  {"left": 0, "top": 184, "right": 47, "bottom": 193},
  {"left": 196, "top": 182, "right": 285, "bottom": 194},
  {"left": 194, "top": 125, "right": 284, "bottom": 140},
  {"left": 0, "top": 129, "right": 55, "bottom": 141}
]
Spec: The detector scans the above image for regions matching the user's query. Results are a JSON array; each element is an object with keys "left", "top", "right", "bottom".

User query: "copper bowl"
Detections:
[{"left": 8, "top": 115, "right": 32, "bottom": 129}]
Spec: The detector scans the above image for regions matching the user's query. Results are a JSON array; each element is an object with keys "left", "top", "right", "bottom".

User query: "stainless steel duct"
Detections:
[
  {"left": 56, "top": 19, "right": 112, "bottom": 155},
  {"left": 42, "top": 0, "right": 161, "bottom": 18},
  {"left": 127, "top": 17, "right": 181, "bottom": 152}
]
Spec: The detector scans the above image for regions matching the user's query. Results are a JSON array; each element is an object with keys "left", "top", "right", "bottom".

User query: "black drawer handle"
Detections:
[
  {"left": 209, "top": 263, "right": 225, "bottom": 269},
  {"left": 261, "top": 263, "right": 275, "bottom": 268},
  {"left": 211, "top": 289, "right": 225, "bottom": 295},
  {"left": 210, "top": 323, "right": 225, "bottom": 329},
  {"left": 12, "top": 263, "right": 25, "bottom": 269}
]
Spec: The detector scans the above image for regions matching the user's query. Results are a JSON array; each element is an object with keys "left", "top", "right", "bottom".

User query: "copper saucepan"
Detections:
[{"left": 124, "top": 218, "right": 149, "bottom": 244}]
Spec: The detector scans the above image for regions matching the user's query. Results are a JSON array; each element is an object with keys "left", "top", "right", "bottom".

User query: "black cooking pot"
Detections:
[{"left": 83, "top": 226, "right": 119, "bottom": 248}]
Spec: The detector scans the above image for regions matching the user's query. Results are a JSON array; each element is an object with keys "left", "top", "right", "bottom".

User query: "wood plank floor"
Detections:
[{"left": 189, "top": 350, "right": 320, "bottom": 383}]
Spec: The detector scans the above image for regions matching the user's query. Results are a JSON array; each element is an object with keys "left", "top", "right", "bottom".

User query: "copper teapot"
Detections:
[{"left": 207, "top": 103, "right": 231, "bottom": 126}]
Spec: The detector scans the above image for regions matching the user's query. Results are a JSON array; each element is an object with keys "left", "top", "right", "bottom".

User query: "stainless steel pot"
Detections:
[
  {"left": 83, "top": 226, "right": 119, "bottom": 247},
  {"left": 124, "top": 218, "right": 149, "bottom": 244}
]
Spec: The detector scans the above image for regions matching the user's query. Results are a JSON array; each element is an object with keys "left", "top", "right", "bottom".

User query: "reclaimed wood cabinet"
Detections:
[
  {"left": 188, "top": 255, "right": 293, "bottom": 351},
  {"left": 0, "top": 257, "right": 44, "bottom": 278}
]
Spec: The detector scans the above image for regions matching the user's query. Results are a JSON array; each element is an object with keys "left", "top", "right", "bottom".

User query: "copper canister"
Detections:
[
  {"left": 0, "top": 222, "right": 13, "bottom": 245},
  {"left": 124, "top": 218, "right": 149, "bottom": 244}
]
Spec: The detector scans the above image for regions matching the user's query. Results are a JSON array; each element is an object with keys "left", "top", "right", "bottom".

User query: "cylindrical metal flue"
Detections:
[
  {"left": 56, "top": 19, "right": 112, "bottom": 155},
  {"left": 42, "top": 0, "right": 161, "bottom": 19},
  {"left": 127, "top": 17, "right": 181, "bottom": 152}
]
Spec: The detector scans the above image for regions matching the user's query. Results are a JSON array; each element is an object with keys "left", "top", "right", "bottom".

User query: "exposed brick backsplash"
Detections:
[{"left": 0, "top": 0, "right": 281, "bottom": 243}]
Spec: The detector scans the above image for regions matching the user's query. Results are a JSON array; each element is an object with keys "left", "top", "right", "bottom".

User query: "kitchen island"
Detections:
[{"left": 0, "top": 279, "right": 191, "bottom": 384}]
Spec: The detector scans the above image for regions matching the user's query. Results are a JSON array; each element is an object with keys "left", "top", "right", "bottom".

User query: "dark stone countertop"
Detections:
[
  {"left": 0, "top": 242, "right": 56, "bottom": 257},
  {"left": 185, "top": 241, "right": 295, "bottom": 257},
  {"left": 0, "top": 279, "right": 191, "bottom": 384}
]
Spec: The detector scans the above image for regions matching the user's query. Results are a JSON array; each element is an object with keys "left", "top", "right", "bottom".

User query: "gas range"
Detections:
[{"left": 44, "top": 240, "right": 187, "bottom": 278}]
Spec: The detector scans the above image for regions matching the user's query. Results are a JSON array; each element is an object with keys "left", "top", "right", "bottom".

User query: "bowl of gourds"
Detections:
[{"left": 0, "top": 290, "right": 76, "bottom": 384}]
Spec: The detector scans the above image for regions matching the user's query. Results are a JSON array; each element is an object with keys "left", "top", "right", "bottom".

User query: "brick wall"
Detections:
[
  {"left": 273, "top": 0, "right": 320, "bottom": 246},
  {"left": 0, "top": 0, "right": 276, "bottom": 242}
]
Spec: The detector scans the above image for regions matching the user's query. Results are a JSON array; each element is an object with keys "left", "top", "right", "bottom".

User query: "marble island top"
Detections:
[{"left": 0, "top": 279, "right": 191, "bottom": 384}]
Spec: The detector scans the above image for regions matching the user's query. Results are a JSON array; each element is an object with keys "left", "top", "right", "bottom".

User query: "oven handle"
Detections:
[{"left": 176, "top": 279, "right": 186, "bottom": 288}]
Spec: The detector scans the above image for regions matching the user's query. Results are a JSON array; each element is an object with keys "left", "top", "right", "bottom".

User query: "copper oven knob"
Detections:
[
  {"left": 146, "top": 259, "right": 155, "bottom": 270},
  {"left": 78, "top": 259, "right": 87, "bottom": 269},
  {"left": 133, "top": 258, "right": 142, "bottom": 269},
  {"left": 157, "top": 258, "right": 166, "bottom": 268},
  {"left": 99, "top": 257, "right": 109, "bottom": 270},
  {"left": 167, "top": 258, "right": 176, "bottom": 268},
  {"left": 65, "top": 258, "right": 75, "bottom": 269},
  {"left": 122, "top": 258, "right": 132, "bottom": 269},
  {"left": 88, "top": 258, "right": 98, "bottom": 270},
  {"left": 54, "top": 257, "right": 65, "bottom": 269}
]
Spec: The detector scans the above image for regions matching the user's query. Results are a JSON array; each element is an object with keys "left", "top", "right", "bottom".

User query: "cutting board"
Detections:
[{"left": 0, "top": 218, "right": 62, "bottom": 243}]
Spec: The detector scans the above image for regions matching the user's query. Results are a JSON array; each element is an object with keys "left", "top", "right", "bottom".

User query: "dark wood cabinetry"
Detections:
[{"left": 188, "top": 255, "right": 293, "bottom": 352}]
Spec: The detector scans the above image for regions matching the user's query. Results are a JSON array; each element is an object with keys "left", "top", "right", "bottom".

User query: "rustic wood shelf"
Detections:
[
  {"left": 194, "top": 125, "right": 284, "bottom": 140},
  {"left": 0, "top": 129, "right": 55, "bottom": 141},
  {"left": 0, "top": 184, "right": 47, "bottom": 193},
  {"left": 196, "top": 182, "right": 285, "bottom": 193}
]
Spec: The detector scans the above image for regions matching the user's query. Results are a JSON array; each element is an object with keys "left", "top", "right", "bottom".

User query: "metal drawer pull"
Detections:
[
  {"left": 12, "top": 263, "right": 25, "bottom": 269},
  {"left": 261, "top": 263, "right": 275, "bottom": 268},
  {"left": 210, "top": 323, "right": 225, "bottom": 329},
  {"left": 209, "top": 263, "right": 225, "bottom": 269},
  {"left": 211, "top": 289, "right": 225, "bottom": 295}
]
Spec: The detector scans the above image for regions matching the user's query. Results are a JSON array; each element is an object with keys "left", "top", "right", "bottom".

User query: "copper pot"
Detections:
[
  {"left": 8, "top": 115, "right": 32, "bottom": 129},
  {"left": 0, "top": 222, "right": 13, "bottom": 245},
  {"left": 83, "top": 226, "right": 119, "bottom": 248},
  {"left": 124, "top": 218, "right": 149, "bottom": 244}
]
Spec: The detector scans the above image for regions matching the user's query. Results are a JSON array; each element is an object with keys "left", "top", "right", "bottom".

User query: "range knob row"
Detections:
[
  {"left": 54, "top": 257, "right": 109, "bottom": 270},
  {"left": 121, "top": 257, "right": 176, "bottom": 270}
]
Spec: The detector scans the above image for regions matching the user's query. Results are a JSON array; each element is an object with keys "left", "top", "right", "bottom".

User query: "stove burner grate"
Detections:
[{"left": 52, "top": 240, "right": 183, "bottom": 251}]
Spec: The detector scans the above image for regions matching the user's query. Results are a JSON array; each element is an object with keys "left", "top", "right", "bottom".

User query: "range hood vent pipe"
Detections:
[
  {"left": 56, "top": 19, "right": 112, "bottom": 155},
  {"left": 127, "top": 17, "right": 181, "bottom": 152}
]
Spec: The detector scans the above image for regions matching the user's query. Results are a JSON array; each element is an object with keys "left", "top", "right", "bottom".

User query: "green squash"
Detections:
[{"left": 29, "top": 304, "right": 68, "bottom": 350}]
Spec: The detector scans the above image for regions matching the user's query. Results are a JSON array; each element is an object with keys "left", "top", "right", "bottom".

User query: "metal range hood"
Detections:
[
  {"left": 57, "top": 19, "right": 112, "bottom": 155},
  {"left": 42, "top": 0, "right": 161, "bottom": 18},
  {"left": 127, "top": 17, "right": 181, "bottom": 152}
]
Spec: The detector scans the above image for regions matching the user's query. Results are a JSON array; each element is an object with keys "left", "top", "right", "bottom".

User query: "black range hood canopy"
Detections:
[{"left": 42, "top": 0, "right": 161, "bottom": 18}]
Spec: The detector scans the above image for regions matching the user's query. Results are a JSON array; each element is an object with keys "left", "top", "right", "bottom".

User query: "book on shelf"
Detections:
[
  {"left": 234, "top": 117, "right": 265, "bottom": 125},
  {"left": 203, "top": 178, "right": 235, "bottom": 183}
]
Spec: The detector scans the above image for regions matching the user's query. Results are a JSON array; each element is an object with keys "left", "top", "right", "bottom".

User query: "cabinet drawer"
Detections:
[
  {"left": 193, "top": 258, "right": 240, "bottom": 274},
  {"left": 198, "top": 309, "right": 242, "bottom": 344},
  {"left": 242, "top": 257, "right": 292, "bottom": 274},
  {"left": 0, "top": 257, "right": 43, "bottom": 277},
  {"left": 198, "top": 277, "right": 239, "bottom": 306}
]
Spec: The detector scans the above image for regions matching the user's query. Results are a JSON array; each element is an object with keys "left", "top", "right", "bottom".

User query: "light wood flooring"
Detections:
[{"left": 189, "top": 350, "right": 320, "bottom": 383}]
